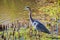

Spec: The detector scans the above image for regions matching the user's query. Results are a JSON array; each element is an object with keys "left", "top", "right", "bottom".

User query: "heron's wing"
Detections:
[{"left": 36, "top": 22, "right": 50, "bottom": 34}]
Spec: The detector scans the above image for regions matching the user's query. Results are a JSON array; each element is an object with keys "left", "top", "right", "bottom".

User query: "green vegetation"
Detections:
[
  {"left": 0, "top": 0, "right": 60, "bottom": 40},
  {"left": 0, "top": 27, "right": 60, "bottom": 40}
]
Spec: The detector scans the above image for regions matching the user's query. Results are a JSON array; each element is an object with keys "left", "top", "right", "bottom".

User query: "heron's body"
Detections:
[
  {"left": 30, "top": 19, "right": 50, "bottom": 34},
  {"left": 26, "top": 6, "right": 50, "bottom": 34}
]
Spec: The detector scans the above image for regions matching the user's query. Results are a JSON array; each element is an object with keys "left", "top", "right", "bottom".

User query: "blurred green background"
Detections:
[
  {"left": 0, "top": 0, "right": 60, "bottom": 23},
  {"left": 0, "top": 0, "right": 60, "bottom": 40}
]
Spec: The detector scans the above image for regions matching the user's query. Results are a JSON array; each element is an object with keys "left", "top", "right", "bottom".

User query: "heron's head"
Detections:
[
  {"left": 26, "top": 6, "right": 30, "bottom": 8},
  {"left": 25, "top": 6, "right": 31, "bottom": 11}
]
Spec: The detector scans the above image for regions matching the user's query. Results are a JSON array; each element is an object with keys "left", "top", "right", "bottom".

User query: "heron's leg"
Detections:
[
  {"left": 39, "top": 31, "right": 42, "bottom": 40},
  {"left": 39, "top": 31, "right": 41, "bottom": 40},
  {"left": 36, "top": 30, "right": 41, "bottom": 40}
]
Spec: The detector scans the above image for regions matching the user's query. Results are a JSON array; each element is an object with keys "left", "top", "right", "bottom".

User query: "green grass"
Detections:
[{"left": 0, "top": 27, "right": 60, "bottom": 40}]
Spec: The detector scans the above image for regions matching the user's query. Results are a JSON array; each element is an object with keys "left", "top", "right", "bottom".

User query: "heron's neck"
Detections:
[{"left": 29, "top": 9, "right": 34, "bottom": 22}]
